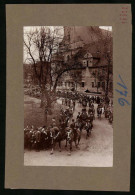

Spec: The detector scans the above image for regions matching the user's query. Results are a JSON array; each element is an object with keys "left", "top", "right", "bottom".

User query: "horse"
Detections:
[
  {"left": 49, "top": 127, "right": 67, "bottom": 155},
  {"left": 65, "top": 127, "right": 81, "bottom": 155},
  {"left": 88, "top": 112, "right": 94, "bottom": 123},
  {"left": 79, "top": 112, "right": 88, "bottom": 131},
  {"left": 73, "top": 127, "right": 81, "bottom": 148},
  {"left": 84, "top": 121, "right": 93, "bottom": 139},
  {"left": 104, "top": 109, "right": 109, "bottom": 118}
]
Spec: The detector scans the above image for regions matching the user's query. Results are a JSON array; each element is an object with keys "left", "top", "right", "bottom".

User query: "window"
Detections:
[
  {"left": 83, "top": 60, "right": 86, "bottom": 65},
  {"left": 82, "top": 82, "right": 85, "bottom": 87},
  {"left": 89, "top": 57, "right": 93, "bottom": 63},
  {"left": 89, "top": 60, "right": 93, "bottom": 67},
  {"left": 84, "top": 53, "right": 92, "bottom": 58},
  {"left": 92, "top": 82, "right": 94, "bottom": 88},
  {"left": 98, "top": 82, "right": 100, "bottom": 88}
]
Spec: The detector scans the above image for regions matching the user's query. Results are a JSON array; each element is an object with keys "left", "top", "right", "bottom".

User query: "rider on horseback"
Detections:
[
  {"left": 50, "top": 121, "right": 60, "bottom": 140},
  {"left": 70, "top": 119, "right": 76, "bottom": 130}
]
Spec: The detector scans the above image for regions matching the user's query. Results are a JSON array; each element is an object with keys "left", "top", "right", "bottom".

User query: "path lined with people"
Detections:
[
  {"left": 24, "top": 94, "right": 113, "bottom": 166},
  {"left": 24, "top": 93, "right": 113, "bottom": 166}
]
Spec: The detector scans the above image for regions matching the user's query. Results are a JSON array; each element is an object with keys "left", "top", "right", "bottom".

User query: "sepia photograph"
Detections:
[{"left": 23, "top": 26, "right": 113, "bottom": 167}]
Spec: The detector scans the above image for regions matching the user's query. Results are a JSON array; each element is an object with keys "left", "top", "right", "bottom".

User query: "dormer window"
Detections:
[
  {"left": 84, "top": 52, "right": 93, "bottom": 59},
  {"left": 83, "top": 60, "right": 87, "bottom": 66},
  {"left": 83, "top": 53, "right": 93, "bottom": 67}
]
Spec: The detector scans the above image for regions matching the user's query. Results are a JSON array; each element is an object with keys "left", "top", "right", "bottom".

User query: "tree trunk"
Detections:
[
  {"left": 44, "top": 109, "right": 48, "bottom": 125},
  {"left": 47, "top": 101, "right": 52, "bottom": 115},
  {"left": 40, "top": 90, "right": 48, "bottom": 124},
  {"left": 40, "top": 90, "right": 44, "bottom": 108}
]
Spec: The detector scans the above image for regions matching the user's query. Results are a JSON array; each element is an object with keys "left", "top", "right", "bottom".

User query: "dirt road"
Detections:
[{"left": 24, "top": 96, "right": 113, "bottom": 167}]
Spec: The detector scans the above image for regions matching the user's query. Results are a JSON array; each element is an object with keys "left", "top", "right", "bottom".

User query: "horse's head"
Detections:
[
  {"left": 49, "top": 129, "right": 56, "bottom": 145},
  {"left": 66, "top": 130, "right": 73, "bottom": 142},
  {"left": 50, "top": 131, "right": 53, "bottom": 138},
  {"left": 67, "top": 131, "right": 71, "bottom": 141},
  {"left": 43, "top": 129, "right": 49, "bottom": 140}
]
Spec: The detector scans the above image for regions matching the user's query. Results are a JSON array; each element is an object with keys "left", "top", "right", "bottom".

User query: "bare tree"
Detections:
[
  {"left": 24, "top": 26, "right": 83, "bottom": 124},
  {"left": 68, "top": 70, "right": 82, "bottom": 91}
]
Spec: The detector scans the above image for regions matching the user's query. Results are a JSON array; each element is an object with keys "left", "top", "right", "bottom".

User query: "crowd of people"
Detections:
[
  {"left": 24, "top": 105, "right": 94, "bottom": 154},
  {"left": 24, "top": 92, "right": 113, "bottom": 154},
  {"left": 24, "top": 85, "right": 41, "bottom": 98}
]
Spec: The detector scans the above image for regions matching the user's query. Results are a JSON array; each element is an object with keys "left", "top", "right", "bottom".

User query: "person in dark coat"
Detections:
[
  {"left": 82, "top": 98, "right": 87, "bottom": 107},
  {"left": 96, "top": 96, "right": 100, "bottom": 104},
  {"left": 70, "top": 119, "right": 76, "bottom": 130},
  {"left": 77, "top": 112, "right": 81, "bottom": 121}
]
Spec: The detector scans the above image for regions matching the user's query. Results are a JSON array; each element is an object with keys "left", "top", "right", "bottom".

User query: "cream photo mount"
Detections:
[{"left": 5, "top": 4, "right": 131, "bottom": 191}]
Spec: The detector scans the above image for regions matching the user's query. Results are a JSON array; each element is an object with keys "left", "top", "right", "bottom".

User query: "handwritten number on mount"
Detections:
[
  {"left": 115, "top": 74, "right": 130, "bottom": 106},
  {"left": 115, "top": 89, "right": 128, "bottom": 97},
  {"left": 117, "top": 74, "right": 127, "bottom": 90},
  {"left": 118, "top": 98, "right": 130, "bottom": 106}
]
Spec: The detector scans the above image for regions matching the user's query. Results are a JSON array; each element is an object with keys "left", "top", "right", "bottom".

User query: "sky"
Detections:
[
  {"left": 23, "top": 26, "right": 112, "bottom": 63},
  {"left": 99, "top": 26, "right": 112, "bottom": 31},
  {"left": 24, "top": 26, "right": 112, "bottom": 32}
]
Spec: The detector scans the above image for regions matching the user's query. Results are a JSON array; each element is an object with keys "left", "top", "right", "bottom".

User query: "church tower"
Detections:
[
  {"left": 63, "top": 26, "right": 72, "bottom": 44},
  {"left": 63, "top": 26, "right": 103, "bottom": 50}
]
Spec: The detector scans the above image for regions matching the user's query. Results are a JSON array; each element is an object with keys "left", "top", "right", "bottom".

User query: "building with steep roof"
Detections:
[{"left": 53, "top": 26, "right": 113, "bottom": 96}]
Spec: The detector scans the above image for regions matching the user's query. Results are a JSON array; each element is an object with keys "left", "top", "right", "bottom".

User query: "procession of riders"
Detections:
[{"left": 24, "top": 94, "right": 113, "bottom": 155}]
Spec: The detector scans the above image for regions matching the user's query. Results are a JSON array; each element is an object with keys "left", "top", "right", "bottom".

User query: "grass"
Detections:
[{"left": 24, "top": 95, "right": 61, "bottom": 128}]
